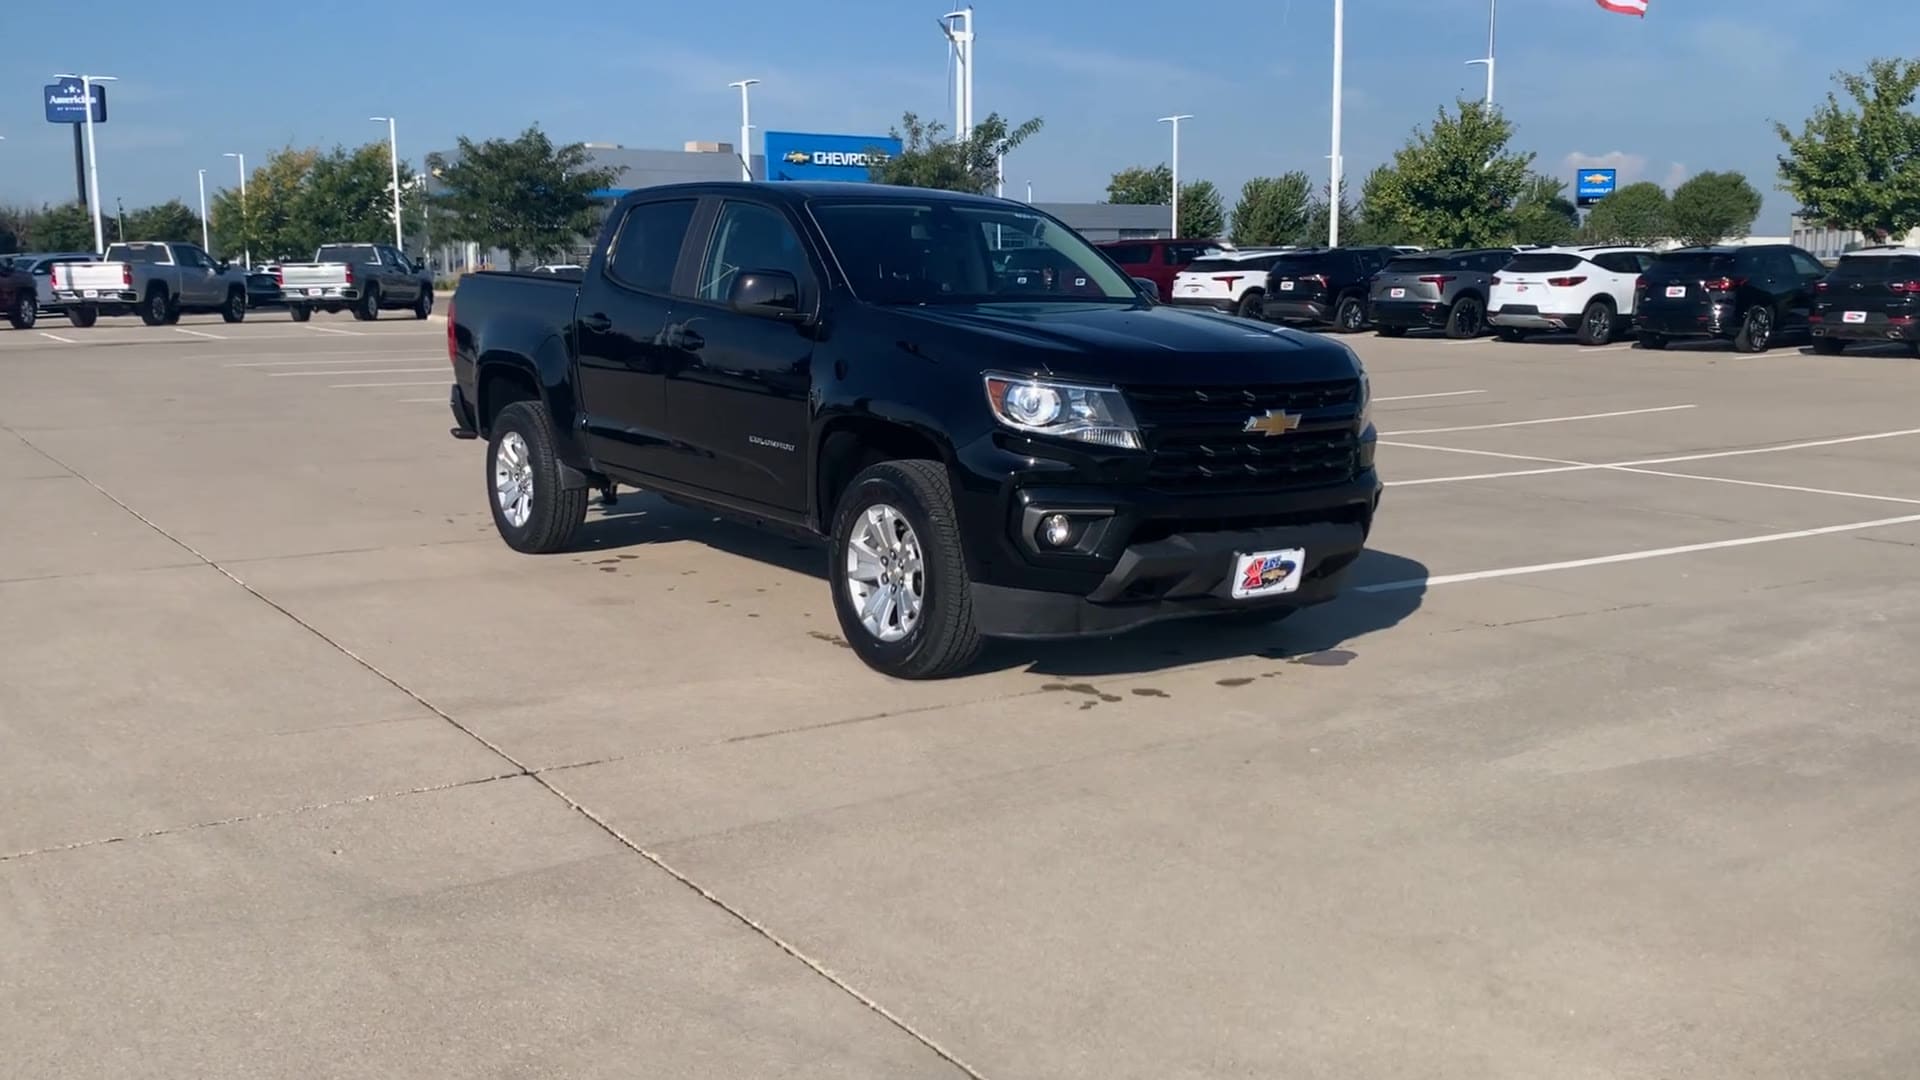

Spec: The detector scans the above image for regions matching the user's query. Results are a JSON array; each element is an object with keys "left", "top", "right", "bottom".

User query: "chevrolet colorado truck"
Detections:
[
  {"left": 277, "top": 243, "right": 434, "bottom": 322},
  {"left": 52, "top": 241, "right": 249, "bottom": 326},
  {"left": 447, "top": 182, "right": 1381, "bottom": 678}
]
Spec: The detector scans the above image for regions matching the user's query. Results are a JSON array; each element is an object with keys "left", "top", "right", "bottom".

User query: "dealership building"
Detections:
[{"left": 426, "top": 132, "right": 1173, "bottom": 269}]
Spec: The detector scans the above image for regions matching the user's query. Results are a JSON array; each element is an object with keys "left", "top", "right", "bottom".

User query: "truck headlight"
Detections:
[
  {"left": 983, "top": 374, "right": 1142, "bottom": 450},
  {"left": 1357, "top": 370, "right": 1372, "bottom": 429}
]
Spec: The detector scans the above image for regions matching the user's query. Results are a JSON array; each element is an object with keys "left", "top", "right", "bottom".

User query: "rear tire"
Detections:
[
  {"left": 1734, "top": 305, "right": 1775, "bottom": 353},
  {"left": 486, "top": 400, "right": 589, "bottom": 555},
  {"left": 1812, "top": 336, "right": 1847, "bottom": 356},
  {"left": 1444, "top": 296, "right": 1485, "bottom": 339},
  {"left": 353, "top": 287, "right": 380, "bottom": 321},
  {"left": 829, "top": 460, "right": 983, "bottom": 680},
  {"left": 1375, "top": 325, "right": 1407, "bottom": 338},
  {"left": 66, "top": 306, "right": 98, "bottom": 328},
  {"left": 8, "top": 294, "right": 36, "bottom": 330},
  {"left": 1234, "top": 290, "right": 1264, "bottom": 319},
  {"left": 1334, "top": 295, "right": 1367, "bottom": 333},
  {"left": 1575, "top": 299, "right": 1615, "bottom": 346},
  {"left": 1637, "top": 332, "right": 1669, "bottom": 350},
  {"left": 413, "top": 289, "right": 434, "bottom": 320},
  {"left": 221, "top": 289, "right": 247, "bottom": 323},
  {"left": 288, "top": 305, "right": 312, "bottom": 322},
  {"left": 139, "top": 289, "right": 170, "bottom": 326}
]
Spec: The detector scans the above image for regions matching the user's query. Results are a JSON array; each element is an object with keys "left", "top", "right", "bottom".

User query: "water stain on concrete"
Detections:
[
  {"left": 1290, "top": 649, "right": 1357, "bottom": 667},
  {"left": 1216, "top": 677, "right": 1255, "bottom": 688},
  {"left": 1131, "top": 688, "right": 1170, "bottom": 699},
  {"left": 1042, "top": 682, "right": 1123, "bottom": 703}
]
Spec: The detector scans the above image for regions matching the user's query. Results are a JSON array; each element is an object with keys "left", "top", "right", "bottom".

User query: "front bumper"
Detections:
[
  {"left": 1371, "top": 300, "right": 1447, "bottom": 329},
  {"left": 1261, "top": 297, "right": 1331, "bottom": 323},
  {"left": 1168, "top": 295, "right": 1238, "bottom": 313}
]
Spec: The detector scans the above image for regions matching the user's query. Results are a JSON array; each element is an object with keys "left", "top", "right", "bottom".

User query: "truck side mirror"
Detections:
[
  {"left": 1132, "top": 276, "right": 1160, "bottom": 303},
  {"left": 729, "top": 269, "right": 806, "bottom": 321}
]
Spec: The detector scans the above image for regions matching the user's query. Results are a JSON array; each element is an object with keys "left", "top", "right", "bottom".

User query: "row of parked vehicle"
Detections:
[
  {"left": 1103, "top": 236, "right": 1920, "bottom": 356},
  {"left": 0, "top": 241, "right": 435, "bottom": 329}
]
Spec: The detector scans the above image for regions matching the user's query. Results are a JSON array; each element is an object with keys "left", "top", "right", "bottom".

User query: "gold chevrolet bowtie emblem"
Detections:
[{"left": 1243, "top": 409, "right": 1302, "bottom": 437}]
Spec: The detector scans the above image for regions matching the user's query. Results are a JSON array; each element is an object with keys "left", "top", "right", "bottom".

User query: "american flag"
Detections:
[{"left": 1596, "top": 0, "right": 1649, "bottom": 14}]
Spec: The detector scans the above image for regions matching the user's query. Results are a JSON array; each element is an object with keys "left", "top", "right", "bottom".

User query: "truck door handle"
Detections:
[{"left": 579, "top": 312, "right": 612, "bottom": 333}]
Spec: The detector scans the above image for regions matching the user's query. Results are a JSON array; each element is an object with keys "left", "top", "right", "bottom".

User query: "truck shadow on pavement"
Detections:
[{"left": 573, "top": 496, "right": 1427, "bottom": 678}]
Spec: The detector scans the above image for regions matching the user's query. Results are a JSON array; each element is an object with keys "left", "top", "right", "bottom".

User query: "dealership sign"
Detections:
[
  {"left": 44, "top": 80, "right": 108, "bottom": 124},
  {"left": 1575, "top": 168, "right": 1617, "bottom": 206},
  {"left": 764, "top": 131, "right": 903, "bottom": 183}
]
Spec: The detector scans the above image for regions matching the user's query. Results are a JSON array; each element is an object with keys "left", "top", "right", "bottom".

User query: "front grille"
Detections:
[{"left": 1129, "top": 380, "right": 1363, "bottom": 493}]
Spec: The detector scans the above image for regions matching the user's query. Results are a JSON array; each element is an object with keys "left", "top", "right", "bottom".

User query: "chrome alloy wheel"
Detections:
[
  {"left": 844, "top": 503, "right": 925, "bottom": 643},
  {"left": 493, "top": 431, "right": 534, "bottom": 528}
]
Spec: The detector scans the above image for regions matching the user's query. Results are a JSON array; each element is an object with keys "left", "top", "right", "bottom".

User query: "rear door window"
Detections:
[
  {"left": 606, "top": 198, "right": 698, "bottom": 293},
  {"left": 1789, "top": 250, "right": 1828, "bottom": 278},
  {"left": 1101, "top": 243, "right": 1153, "bottom": 265}
]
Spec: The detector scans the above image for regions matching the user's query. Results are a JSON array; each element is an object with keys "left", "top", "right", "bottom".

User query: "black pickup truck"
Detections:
[{"left": 447, "top": 182, "right": 1382, "bottom": 678}]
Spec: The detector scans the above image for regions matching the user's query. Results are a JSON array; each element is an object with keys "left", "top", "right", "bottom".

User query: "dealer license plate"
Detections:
[
  {"left": 1279, "top": 280, "right": 1295, "bottom": 291},
  {"left": 1231, "top": 548, "right": 1306, "bottom": 600},
  {"left": 306, "top": 288, "right": 322, "bottom": 297},
  {"left": 1389, "top": 287, "right": 1406, "bottom": 299},
  {"left": 83, "top": 290, "right": 98, "bottom": 298},
  {"left": 1665, "top": 285, "right": 1687, "bottom": 298},
  {"left": 1844, "top": 310, "right": 1867, "bottom": 324}
]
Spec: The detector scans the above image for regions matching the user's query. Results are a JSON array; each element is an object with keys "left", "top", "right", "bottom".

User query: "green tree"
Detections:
[
  {"left": 1582, "top": 181, "right": 1670, "bottom": 245},
  {"left": 210, "top": 146, "right": 321, "bottom": 261},
  {"left": 1107, "top": 164, "right": 1173, "bottom": 205},
  {"left": 1509, "top": 175, "right": 1580, "bottom": 246},
  {"left": 1349, "top": 165, "right": 1412, "bottom": 246},
  {"left": 1230, "top": 173, "right": 1312, "bottom": 246},
  {"left": 122, "top": 199, "right": 203, "bottom": 244},
  {"left": 1777, "top": 58, "right": 1920, "bottom": 242},
  {"left": 868, "top": 112, "right": 1043, "bottom": 195},
  {"left": 429, "top": 126, "right": 620, "bottom": 268},
  {"left": 1366, "top": 100, "right": 1533, "bottom": 247},
  {"left": 1305, "top": 183, "right": 1357, "bottom": 247},
  {"left": 0, "top": 204, "right": 34, "bottom": 254},
  {"left": 31, "top": 202, "right": 116, "bottom": 252},
  {"left": 1666, "top": 170, "right": 1763, "bottom": 246},
  {"left": 302, "top": 142, "right": 418, "bottom": 247},
  {"left": 1178, "top": 180, "right": 1225, "bottom": 239}
]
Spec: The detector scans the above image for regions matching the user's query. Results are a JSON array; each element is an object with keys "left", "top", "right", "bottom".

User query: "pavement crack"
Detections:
[{"left": 0, "top": 772, "right": 523, "bottom": 863}]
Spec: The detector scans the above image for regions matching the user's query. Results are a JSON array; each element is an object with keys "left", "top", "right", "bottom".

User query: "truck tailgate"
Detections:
[
  {"left": 63, "top": 263, "right": 129, "bottom": 292},
  {"left": 279, "top": 263, "right": 352, "bottom": 289}
]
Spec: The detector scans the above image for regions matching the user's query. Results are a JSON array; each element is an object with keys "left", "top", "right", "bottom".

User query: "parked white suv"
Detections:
[
  {"left": 1488, "top": 245, "right": 1655, "bottom": 345},
  {"left": 1167, "top": 249, "right": 1294, "bottom": 319}
]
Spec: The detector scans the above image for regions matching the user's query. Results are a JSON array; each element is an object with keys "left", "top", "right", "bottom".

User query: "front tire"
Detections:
[
  {"left": 221, "top": 289, "right": 247, "bottom": 323},
  {"left": 1575, "top": 300, "right": 1615, "bottom": 346},
  {"left": 414, "top": 289, "right": 435, "bottom": 320},
  {"left": 66, "top": 306, "right": 98, "bottom": 328},
  {"left": 8, "top": 294, "right": 37, "bottom": 330},
  {"left": 1734, "top": 305, "right": 1775, "bottom": 353},
  {"left": 288, "top": 305, "right": 312, "bottom": 322},
  {"left": 1444, "top": 296, "right": 1485, "bottom": 339},
  {"left": 829, "top": 460, "right": 983, "bottom": 680},
  {"left": 486, "top": 400, "right": 589, "bottom": 554}
]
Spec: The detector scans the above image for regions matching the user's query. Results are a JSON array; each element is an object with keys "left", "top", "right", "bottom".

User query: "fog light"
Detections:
[{"left": 1041, "top": 513, "right": 1074, "bottom": 548}]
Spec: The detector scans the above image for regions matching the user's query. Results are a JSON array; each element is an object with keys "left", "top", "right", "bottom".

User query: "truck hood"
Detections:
[{"left": 888, "top": 302, "right": 1362, "bottom": 386}]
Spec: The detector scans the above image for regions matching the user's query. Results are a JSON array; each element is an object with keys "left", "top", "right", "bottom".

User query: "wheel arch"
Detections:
[{"left": 813, "top": 415, "right": 954, "bottom": 534}]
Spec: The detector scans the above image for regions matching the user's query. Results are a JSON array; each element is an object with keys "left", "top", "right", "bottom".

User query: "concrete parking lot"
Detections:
[{"left": 4, "top": 310, "right": 1918, "bottom": 1078}]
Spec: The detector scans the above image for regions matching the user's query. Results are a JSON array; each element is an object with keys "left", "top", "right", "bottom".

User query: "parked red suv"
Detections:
[{"left": 1096, "top": 239, "right": 1224, "bottom": 300}]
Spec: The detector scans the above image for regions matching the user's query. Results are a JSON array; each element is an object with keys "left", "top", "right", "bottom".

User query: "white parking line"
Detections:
[
  {"left": 1357, "top": 513, "right": 1920, "bottom": 593},
  {"left": 1387, "top": 427, "right": 1920, "bottom": 486},
  {"left": 1374, "top": 390, "right": 1487, "bottom": 403},
  {"left": 227, "top": 354, "right": 442, "bottom": 367},
  {"left": 38, "top": 332, "right": 77, "bottom": 344},
  {"left": 269, "top": 367, "right": 445, "bottom": 377},
  {"left": 173, "top": 328, "right": 226, "bottom": 340},
  {"left": 395, "top": 397, "right": 445, "bottom": 403},
  {"left": 329, "top": 380, "right": 448, "bottom": 388},
  {"left": 1383, "top": 404, "right": 1696, "bottom": 436},
  {"left": 304, "top": 325, "right": 362, "bottom": 336},
  {"left": 1577, "top": 343, "right": 1635, "bottom": 354}
]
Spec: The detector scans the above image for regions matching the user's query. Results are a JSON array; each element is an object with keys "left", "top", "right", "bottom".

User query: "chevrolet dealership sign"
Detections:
[{"left": 764, "top": 131, "right": 903, "bottom": 182}]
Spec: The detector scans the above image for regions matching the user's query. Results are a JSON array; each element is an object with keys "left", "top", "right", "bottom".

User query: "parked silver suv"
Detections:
[{"left": 1368, "top": 248, "right": 1515, "bottom": 339}]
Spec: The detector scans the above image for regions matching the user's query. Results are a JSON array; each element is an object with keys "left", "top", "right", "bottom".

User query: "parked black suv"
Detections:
[
  {"left": 1367, "top": 248, "right": 1513, "bottom": 338},
  {"left": 448, "top": 183, "right": 1382, "bottom": 679},
  {"left": 1260, "top": 246, "right": 1400, "bottom": 331},
  {"left": 1809, "top": 247, "right": 1920, "bottom": 355},
  {"left": 1633, "top": 244, "right": 1828, "bottom": 353}
]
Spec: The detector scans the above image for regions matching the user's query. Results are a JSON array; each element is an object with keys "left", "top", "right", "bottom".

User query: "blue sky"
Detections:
[{"left": 3, "top": 0, "right": 1911, "bottom": 232}]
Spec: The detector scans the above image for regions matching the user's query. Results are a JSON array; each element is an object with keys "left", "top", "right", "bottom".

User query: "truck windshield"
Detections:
[
  {"left": 108, "top": 244, "right": 172, "bottom": 264},
  {"left": 316, "top": 245, "right": 382, "bottom": 263},
  {"left": 809, "top": 199, "right": 1137, "bottom": 305}
]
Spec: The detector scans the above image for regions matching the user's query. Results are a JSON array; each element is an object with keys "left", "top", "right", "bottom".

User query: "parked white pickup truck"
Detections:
[
  {"left": 52, "top": 241, "right": 250, "bottom": 327},
  {"left": 276, "top": 243, "right": 434, "bottom": 322}
]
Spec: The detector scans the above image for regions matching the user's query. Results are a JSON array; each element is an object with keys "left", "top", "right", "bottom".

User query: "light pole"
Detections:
[
  {"left": 1328, "top": 0, "right": 1345, "bottom": 247},
  {"left": 196, "top": 169, "right": 210, "bottom": 252},
  {"left": 53, "top": 72, "right": 117, "bottom": 254},
  {"left": 1158, "top": 115, "right": 1192, "bottom": 238},
  {"left": 223, "top": 152, "right": 249, "bottom": 268},
  {"left": 726, "top": 80, "right": 759, "bottom": 181},
  {"left": 1466, "top": 0, "right": 1496, "bottom": 106},
  {"left": 370, "top": 117, "right": 404, "bottom": 250}
]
